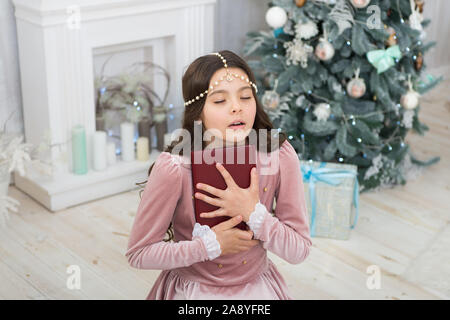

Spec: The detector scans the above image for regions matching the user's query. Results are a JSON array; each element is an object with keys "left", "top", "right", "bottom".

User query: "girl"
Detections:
[{"left": 125, "top": 50, "right": 312, "bottom": 300}]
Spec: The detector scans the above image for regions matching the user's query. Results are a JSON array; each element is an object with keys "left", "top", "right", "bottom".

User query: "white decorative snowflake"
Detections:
[{"left": 284, "top": 38, "right": 313, "bottom": 68}]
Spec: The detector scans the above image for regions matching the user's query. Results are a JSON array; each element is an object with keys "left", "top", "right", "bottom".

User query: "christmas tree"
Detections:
[{"left": 243, "top": 0, "right": 442, "bottom": 192}]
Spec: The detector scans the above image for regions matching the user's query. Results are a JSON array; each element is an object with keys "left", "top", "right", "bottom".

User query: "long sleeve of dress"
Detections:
[
  {"left": 125, "top": 152, "right": 210, "bottom": 270},
  {"left": 248, "top": 141, "right": 312, "bottom": 265}
]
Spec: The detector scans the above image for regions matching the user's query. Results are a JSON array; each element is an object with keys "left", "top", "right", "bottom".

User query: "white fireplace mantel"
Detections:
[{"left": 13, "top": 0, "right": 216, "bottom": 211}]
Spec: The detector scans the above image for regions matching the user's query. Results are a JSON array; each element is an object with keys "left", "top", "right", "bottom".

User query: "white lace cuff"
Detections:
[
  {"left": 247, "top": 202, "right": 267, "bottom": 236},
  {"left": 192, "top": 223, "right": 221, "bottom": 260}
]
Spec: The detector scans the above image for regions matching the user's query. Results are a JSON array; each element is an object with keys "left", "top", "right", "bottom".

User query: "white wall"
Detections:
[
  {"left": 214, "top": 0, "right": 271, "bottom": 55},
  {"left": 0, "top": 0, "right": 23, "bottom": 135},
  {"left": 422, "top": 0, "right": 450, "bottom": 76}
]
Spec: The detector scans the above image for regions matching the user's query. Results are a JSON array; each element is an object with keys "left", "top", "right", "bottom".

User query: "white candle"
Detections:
[
  {"left": 93, "top": 131, "right": 107, "bottom": 171},
  {"left": 136, "top": 137, "right": 149, "bottom": 161},
  {"left": 120, "top": 122, "right": 135, "bottom": 161},
  {"left": 106, "top": 142, "right": 116, "bottom": 165}
]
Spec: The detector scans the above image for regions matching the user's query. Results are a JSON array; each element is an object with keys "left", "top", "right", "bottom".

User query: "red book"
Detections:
[{"left": 191, "top": 144, "right": 257, "bottom": 231}]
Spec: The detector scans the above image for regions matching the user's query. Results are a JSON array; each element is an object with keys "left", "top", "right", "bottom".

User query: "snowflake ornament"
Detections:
[{"left": 284, "top": 38, "right": 313, "bottom": 68}]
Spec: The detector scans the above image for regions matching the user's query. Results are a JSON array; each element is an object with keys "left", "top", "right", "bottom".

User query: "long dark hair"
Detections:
[{"left": 137, "top": 50, "right": 287, "bottom": 241}]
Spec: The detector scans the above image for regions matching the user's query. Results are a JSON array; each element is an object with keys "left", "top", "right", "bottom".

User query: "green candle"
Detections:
[{"left": 72, "top": 125, "right": 88, "bottom": 175}]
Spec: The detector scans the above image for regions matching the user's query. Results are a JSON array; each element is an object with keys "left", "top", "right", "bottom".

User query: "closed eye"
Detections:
[{"left": 214, "top": 97, "right": 252, "bottom": 104}]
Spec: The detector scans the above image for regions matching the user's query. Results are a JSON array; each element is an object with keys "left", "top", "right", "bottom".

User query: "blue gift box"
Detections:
[{"left": 300, "top": 160, "right": 359, "bottom": 240}]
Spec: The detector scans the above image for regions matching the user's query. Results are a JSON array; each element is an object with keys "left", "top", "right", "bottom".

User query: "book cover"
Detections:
[{"left": 191, "top": 144, "right": 257, "bottom": 231}]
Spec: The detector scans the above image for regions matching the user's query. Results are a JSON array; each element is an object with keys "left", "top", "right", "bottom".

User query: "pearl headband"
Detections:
[{"left": 183, "top": 52, "right": 258, "bottom": 107}]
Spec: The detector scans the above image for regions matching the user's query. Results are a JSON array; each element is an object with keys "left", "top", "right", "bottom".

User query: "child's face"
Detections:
[{"left": 199, "top": 67, "right": 256, "bottom": 146}]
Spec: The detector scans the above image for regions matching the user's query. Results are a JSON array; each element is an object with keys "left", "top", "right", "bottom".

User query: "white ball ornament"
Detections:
[
  {"left": 401, "top": 75, "right": 420, "bottom": 110},
  {"left": 400, "top": 89, "right": 420, "bottom": 110},
  {"left": 265, "top": 6, "right": 288, "bottom": 29},
  {"left": 315, "top": 38, "right": 335, "bottom": 61},
  {"left": 350, "top": 0, "right": 371, "bottom": 9}
]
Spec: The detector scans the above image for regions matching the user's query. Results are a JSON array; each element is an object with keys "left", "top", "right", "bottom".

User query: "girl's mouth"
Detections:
[{"left": 228, "top": 121, "right": 246, "bottom": 130}]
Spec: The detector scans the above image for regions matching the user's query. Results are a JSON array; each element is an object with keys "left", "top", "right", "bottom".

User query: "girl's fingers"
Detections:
[
  {"left": 214, "top": 215, "right": 242, "bottom": 232},
  {"left": 200, "top": 208, "right": 227, "bottom": 218},
  {"left": 236, "top": 230, "right": 254, "bottom": 240},
  {"left": 196, "top": 183, "right": 224, "bottom": 198},
  {"left": 215, "top": 162, "right": 238, "bottom": 188},
  {"left": 195, "top": 192, "right": 222, "bottom": 207},
  {"left": 250, "top": 167, "right": 259, "bottom": 192}
]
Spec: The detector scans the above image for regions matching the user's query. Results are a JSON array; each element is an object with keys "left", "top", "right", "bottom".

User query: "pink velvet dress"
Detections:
[{"left": 125, "top": 140, "right": 312, "bottom": 300}]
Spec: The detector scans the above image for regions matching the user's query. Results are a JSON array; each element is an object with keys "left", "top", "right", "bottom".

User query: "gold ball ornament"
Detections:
[
  {"left": 295, "top": 0, "right": 307, "bottom": 7},
  {"left": 415, "top": 52, "right": 423, "bottom": 71},
  {"left": 385, "top": 26, "right": 397, "bottom": 46},
  {"left": 347, "top": 77, "right": 366, "bottom": 99},
  {"left": 262, "top": 90, "right": 280, "bottom": 110},
  {"left": 400, "top": 89, "right": 420, "bottom": 110},
  {"left": 315, "top": 39, "right": 335, "bottom": 61},
  {"left": 415, "top": 0, "right": 424, "bottom": 13}
]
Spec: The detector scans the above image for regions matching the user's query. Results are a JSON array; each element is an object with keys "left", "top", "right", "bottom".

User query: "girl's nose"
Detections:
[{"left": 231, "top": 103, "right": 242, "bottom": 113}]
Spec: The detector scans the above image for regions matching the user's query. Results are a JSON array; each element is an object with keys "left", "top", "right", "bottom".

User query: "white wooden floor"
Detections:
[{"left": 1, "top": 80, "right": 449, "bottom": 300}]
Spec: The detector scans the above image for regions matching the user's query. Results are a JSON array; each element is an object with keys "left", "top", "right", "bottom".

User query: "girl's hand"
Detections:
[
  {"left": 194, "top": 162, "right": 260, "bottom": 223},
  {"left": 212, "top": 215, "right": 260, "bottom": 256}
]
